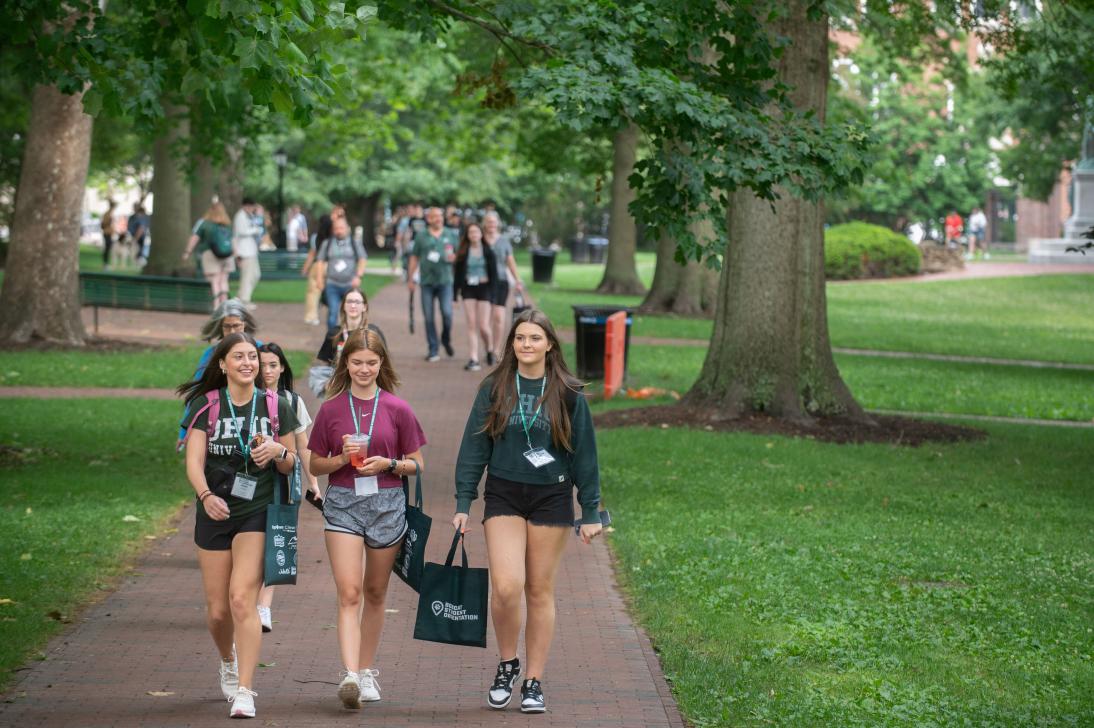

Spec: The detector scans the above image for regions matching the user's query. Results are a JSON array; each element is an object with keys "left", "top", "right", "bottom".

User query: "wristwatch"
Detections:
[
  {"left": 386, "top": 458, "right": 398, "bottom": 474},
  {"left": 275, "top": 446, "right": 288, "bottom": 462}
]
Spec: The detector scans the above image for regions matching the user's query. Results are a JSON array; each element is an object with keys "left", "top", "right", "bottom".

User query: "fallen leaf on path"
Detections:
[
  {"left": 258, "top": 662, "right": 276, "bottom": 668},
  {"left": 384, "top": 609, "right": 399, "bottom": 614},
  {"left": 146, "top": 691, "right": 174, "bottom": 697},
  {"left": 122, "top": 515, "right": 141, "bottom": 522},
  {"left": 144, "top": 535, "right": 157, "bottom": 540}
]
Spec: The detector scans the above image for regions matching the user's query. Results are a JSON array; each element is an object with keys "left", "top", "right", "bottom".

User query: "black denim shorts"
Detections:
[
  {"left": 194, "top": 509, "right": 266, "bottom": 551},
  {"left": 483, "top": 474, "right": 573, "bottom": 527}
]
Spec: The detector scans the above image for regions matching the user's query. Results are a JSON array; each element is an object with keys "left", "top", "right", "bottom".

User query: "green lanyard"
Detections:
[
  {"left": 348, "top": 389, "right": 381, "bottom": 440},
  {"left": 225, "top": 388, "right": 258, "bottom": 470},
  {"left": 515, "top": 373, "right": 546, "bottom": 450}
]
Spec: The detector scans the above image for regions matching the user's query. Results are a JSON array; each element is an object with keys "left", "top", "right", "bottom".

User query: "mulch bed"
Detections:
[
  {"left": 1, "top": 337, "right": 170, "bottom": 353},
  {"left": 594, "top": 404, "right": 984, "bottom": 446}
]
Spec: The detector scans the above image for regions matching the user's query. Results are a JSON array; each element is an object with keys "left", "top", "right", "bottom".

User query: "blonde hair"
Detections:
[
  {"left": 324, "top": 329, "right": 400, "bottom": 398},
  {"left": 203, "top": 202, "right": 232, "bottom": 227}
]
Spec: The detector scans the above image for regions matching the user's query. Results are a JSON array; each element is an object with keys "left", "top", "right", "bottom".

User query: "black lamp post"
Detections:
[{"left": 273, "top": 147, "right": 288, "bottom": 248}]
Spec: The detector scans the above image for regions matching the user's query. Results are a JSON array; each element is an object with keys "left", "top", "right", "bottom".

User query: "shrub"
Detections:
[{"left": 824, "top": 222, "right": 922, "bottom": 279}]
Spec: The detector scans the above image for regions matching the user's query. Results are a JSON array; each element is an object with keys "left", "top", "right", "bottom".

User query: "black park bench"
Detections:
[
  {"left": 195, "top": 251, "right": 311, "bottom": 281},
  {"left": 79, "top": 271, "right": 212, "bottom": 333}
]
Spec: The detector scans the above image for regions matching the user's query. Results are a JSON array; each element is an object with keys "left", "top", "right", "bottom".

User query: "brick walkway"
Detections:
[{"left": 0, "top": 283, "right": 685, "bottom": 727}]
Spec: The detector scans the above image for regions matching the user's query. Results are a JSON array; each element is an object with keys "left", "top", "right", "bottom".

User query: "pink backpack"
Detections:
[{"left": 179, "top": 388, "right": 280, "bottom": 450}]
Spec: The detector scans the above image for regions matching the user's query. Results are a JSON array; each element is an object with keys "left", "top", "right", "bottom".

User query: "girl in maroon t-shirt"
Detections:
[{"left": 308, "top": 330, "right": 426, "bottom": 709}]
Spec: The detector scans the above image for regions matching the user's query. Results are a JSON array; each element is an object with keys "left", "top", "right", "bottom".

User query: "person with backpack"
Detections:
[
  {"left": 451, "top": 308, "right": 603, "bottom": 715},
  {"left": 255, "top": 342, "right": 321, "bottom": 634},
  {"left": 176, "top": 299, "right": 259, "bottom": 449},
  {"left": 177, "top": 332, "right": 300, "bottom": 719},
  {"left": 308, "top": 329, "right": 426, "bottom": 710},
  {"left": 183, "top": 202, "right": 236, "bottom": 307},
  {"left": 317, "top": 216, "right": 367, "bottom": 328}
]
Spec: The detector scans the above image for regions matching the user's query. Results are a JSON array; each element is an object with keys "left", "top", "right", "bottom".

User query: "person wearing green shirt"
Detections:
[
  {"left": 178, "top": 332, "right": 300, "bottom": 719},
  {"left": 452, "top": 309, "right": 603, "bottom": 715},
  {"left": 407, "top": 206, "right": 459, "bottom": 361}
]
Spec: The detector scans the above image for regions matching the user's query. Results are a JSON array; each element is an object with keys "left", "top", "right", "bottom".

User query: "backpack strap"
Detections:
[
  {"left": 177, "top": 390, "right": 220, "bottom": 451},
  {"left": 266, "top": 388, "right": 280, "bottom": 438}
]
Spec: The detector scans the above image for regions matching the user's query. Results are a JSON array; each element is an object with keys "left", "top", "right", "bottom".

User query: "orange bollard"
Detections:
[{"left": 603, "top": 310, "right": 627, "bottom": 399}]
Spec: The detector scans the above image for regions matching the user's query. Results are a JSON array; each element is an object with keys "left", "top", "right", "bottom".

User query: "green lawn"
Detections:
[
  {"left": 569, "top": 343, "right": 1094, "bottom": 422},
  {"left": 600, "top": 422, "right": 1094, "bottom": 726},
  {"left": 0, "top": 345, "right": 314, "bottom": 389},
  {"left": 518, "top": 251, "right": 1094, "bottom": 365},
  {"left": 0, "top": 399, "right": 192, "bottom": 688}
]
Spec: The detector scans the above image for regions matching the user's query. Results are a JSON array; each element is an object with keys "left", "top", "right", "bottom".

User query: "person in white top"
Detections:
[
  {"left": 286, "top": 205, "right": 307, "bottom": 253},
  {"left": 967, "top": 207, "right": 988, "bottom": 259},
  {"left": 233, "top": 198, "right": 263, "bottom": 309}
]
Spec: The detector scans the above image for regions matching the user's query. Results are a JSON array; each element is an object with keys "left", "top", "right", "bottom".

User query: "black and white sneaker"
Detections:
[
  {"left": 487, "top": 660, "right": 521, "bottom": 709},
  {"left": 464, "top": 359, "right": 481, "bottom": 372},
  {"left": 520, "top": 678, "right": 545, "bottom": 713}
]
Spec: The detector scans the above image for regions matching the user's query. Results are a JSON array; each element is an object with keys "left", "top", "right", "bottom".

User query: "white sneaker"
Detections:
[
  {"left": 257, "top": 605, "right": 272, "bottom": 633},
  {"left": 359, "top": 668, "right": 381, "bottom": 702},
  {"left": 338, "top": 670, "right": 361, "bottom": 709},
  {"left": 229, "top": 686, "right": 257, "bottom": 718},
  {"left": 219, "top": 648, "right": 239, "bottom": 700}
]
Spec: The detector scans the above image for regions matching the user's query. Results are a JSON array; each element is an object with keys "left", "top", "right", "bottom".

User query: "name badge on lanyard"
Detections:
[
  {"left": 348, "top": 389, "right": 382, "bottom": 497},
  {"left": 426, "top": 250, "right": 441, "bottom": 263},
  {"left": 517, "top": 373, "right": 555, "bottom": 468},
  {"left": 226, "top": 388, "right": 261, "bottom": 499}
]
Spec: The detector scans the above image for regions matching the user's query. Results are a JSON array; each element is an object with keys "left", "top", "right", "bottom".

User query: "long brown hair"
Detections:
[
  {"left": 324, "top": 329, "right": 399, "bottom": 398},
  {"left": 481, "top": 309, "right": 583, "bottom": 451},
  {"left": 456, "top": 222, "right": 483, "bottom": 262},
  {"left": 176, "top": 333, "right": 260, "bottom": 404}
]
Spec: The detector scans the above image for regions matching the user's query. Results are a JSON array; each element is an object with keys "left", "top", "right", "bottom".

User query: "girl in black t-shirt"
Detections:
[{"left": 177, "top": 333, "right": 300, "bottom": 719}]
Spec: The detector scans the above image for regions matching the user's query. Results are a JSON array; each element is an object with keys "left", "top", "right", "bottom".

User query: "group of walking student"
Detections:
[{"left": 176, "top": 283, "right": 604, "bottom": 720}]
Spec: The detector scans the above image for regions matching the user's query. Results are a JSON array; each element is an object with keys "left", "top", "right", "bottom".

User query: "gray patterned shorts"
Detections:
[{"left": 323, "top": 486, "right": 407, "bottom": 549}]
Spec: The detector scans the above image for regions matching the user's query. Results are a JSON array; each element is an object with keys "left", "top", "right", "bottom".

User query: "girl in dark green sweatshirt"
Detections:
[{"left": 452, "top": 309, "right": 603, "bottom": 715}]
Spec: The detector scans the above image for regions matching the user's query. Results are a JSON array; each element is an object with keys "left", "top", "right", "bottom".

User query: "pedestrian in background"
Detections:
[
  {"left": 234, "top": 198, "right": 263, "bottom": 310},
  {"left": 407, "top": 206, "right": 458, "bottom": 362},
  {"left": 182, "top": 201, "right": 236, "bottom": 307},
  {"left": 317, "top": 216, "right": 367, "bottom": 329},
  {"left": 483, "top": 211, "right": 524, "bottom": 365},
  {"left": 101, "top": 199, "right": 116, "bottom": 268},
  {"left": 453, "top": 221, "right": 496, "bottom": 372}
]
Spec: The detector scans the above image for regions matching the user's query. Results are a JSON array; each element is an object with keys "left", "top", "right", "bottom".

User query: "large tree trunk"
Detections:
[
  {"left": 597, "top": 124, "right": 645, "bottom": 295},
  {"left": 144, "top": 103, "right": 191, "bottom": 276},
  {"left": 218, "top": 144, "right": 244, "bottom": 216},
  {"left": 191, "top": 152, "right": 217, "bottom": 220},
  {"left": 639, "top": 224, "right": 718, "bottom": 317},
  {"left": 682, "top": 1, "right": 866, "bottom": 424},
  {"left": 0, "top": 83, "right": 93, "bottom": 345}
]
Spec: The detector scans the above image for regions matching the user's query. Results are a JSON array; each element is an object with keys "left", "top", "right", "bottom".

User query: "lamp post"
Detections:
[{"left": 273, "top": 147, "right": 287, "bottom": 249}]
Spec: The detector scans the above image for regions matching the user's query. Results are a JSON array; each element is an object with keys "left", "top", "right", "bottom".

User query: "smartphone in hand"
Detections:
[
  {"left": 574, "top": 509, "right": 612, "bottom": 536},
  {"left": 304, "top": 489, "right": 324, "bottom": 511}
]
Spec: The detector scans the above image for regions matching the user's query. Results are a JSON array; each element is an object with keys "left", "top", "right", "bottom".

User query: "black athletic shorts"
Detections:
[
  {"left": 483, "top": 474, "right": 573, "bottom": 527},
  {"left": 195, "top": 509, "right": 266, "bottom": 551},
  {"left": 490, "top": 280, "right": 510, "bottom": 307},
  {"left": 461, "top": 282, "right": 492, "bottom": 302}
]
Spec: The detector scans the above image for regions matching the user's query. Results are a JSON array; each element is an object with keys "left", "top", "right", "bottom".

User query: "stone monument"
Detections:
[{"left": 1029, "top": 113, "right": 1094, "bottom": 262}]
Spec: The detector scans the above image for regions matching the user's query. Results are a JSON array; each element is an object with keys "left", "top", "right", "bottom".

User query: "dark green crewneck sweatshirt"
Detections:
[{"left": 455, "top": 374, "right": 601, "bottom": 524}]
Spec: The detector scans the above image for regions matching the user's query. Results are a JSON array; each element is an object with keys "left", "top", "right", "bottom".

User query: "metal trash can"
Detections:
[
  {"left": 572, "top": 305, "right": 633, "bottom": 380},
  {"left": 569, "top": 237, "right": 590, "bottom": 263},
  {"left": 531, "top": 249, "right": 557, "bottom": 283},
  {"left": 587, "top": 236, "right": 608, "bottom": 263}
]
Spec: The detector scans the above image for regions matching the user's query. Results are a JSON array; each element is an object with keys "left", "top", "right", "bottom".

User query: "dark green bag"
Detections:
[
  {"left": 393, "top": 460, "right": 430, "bottom": 593},
  {"left": 413, "top": 531, "right": 488, "bottom": 648},
  {"left": 264, "top": 464, "right": 299, "bottom": 586}
]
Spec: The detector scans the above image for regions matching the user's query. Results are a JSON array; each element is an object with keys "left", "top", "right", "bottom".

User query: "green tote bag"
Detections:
[
  {"left": 413, "top": 531, "right": 488, "bottom": 648},
  {"left": 263, "top": 464, "right": 299, "bottom": 586},
  {"left": 393, "top": 461, "right": 431, "bottom": 593}
]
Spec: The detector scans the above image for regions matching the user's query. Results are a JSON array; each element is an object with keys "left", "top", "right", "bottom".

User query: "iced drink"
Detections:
[{"left": 348, "top": 434, "right": 370, "bottom": 468}]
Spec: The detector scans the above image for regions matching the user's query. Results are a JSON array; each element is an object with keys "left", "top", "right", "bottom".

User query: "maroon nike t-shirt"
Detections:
[{"left": 309, "top": 389, "right": 427, "bottom": 489}]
